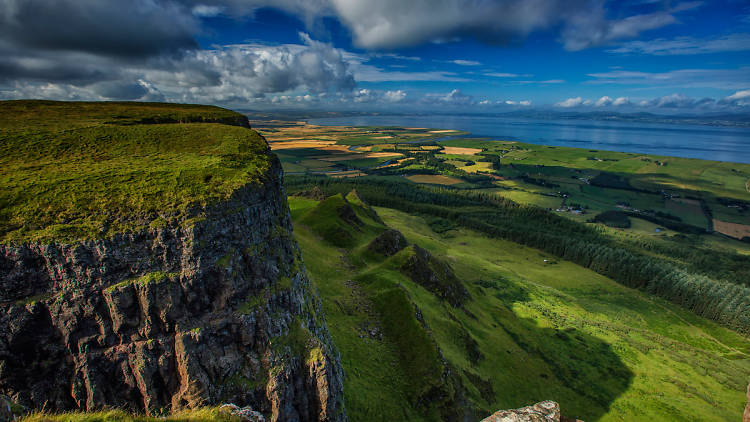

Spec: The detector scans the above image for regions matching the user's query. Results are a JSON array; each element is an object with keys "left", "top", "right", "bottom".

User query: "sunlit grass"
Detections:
[{"left": 0, "top": 100, "right": 270, "bottom": 243}]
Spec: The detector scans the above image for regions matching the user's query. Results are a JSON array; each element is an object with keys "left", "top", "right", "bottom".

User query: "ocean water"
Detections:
[{"left": 308, "top": 115, "right": 750, "bottom": 164}]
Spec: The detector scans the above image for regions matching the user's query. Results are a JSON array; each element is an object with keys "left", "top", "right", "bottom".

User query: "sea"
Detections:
[{"left": 307, "top": 115, "right": 750, "bottom": 164}]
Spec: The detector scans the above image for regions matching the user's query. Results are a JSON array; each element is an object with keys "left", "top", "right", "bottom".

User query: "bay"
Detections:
[{"left": 308, "top": 114, "right": 750, "bottom": 164}]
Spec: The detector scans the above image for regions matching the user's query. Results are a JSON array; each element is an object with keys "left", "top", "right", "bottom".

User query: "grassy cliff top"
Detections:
[{"left": 0, "top": 100, "right": 271, "bottom": 244}]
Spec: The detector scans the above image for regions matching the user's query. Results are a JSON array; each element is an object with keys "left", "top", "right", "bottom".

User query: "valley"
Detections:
[{"left": 288, "top": 190, "right": 750, "bottom": 421}]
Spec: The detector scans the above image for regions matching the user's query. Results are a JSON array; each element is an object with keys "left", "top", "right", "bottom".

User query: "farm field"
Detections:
[{"left": 253, "top": 121, "right": 749, "bottom": 245}]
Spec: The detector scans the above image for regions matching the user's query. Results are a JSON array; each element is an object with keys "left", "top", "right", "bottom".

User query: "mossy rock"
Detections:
[
  {"left": 399, "top": 245, "right": 470, "bottom": 307},
  {"left": 367, "top": 229, "right": 408, "bottom": 257}
]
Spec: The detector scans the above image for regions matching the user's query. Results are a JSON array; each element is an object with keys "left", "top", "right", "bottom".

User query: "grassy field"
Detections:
[
  {"left": 0, "top": 100, "right": 270, "bottom": 243},
  {"left": 288, "top": 194, "right": 750, "bottom": 421}
]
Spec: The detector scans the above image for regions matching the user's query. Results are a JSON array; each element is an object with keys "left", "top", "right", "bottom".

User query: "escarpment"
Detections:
[{"left": 0, "top": 101, "right": 346, "bottom": 421}]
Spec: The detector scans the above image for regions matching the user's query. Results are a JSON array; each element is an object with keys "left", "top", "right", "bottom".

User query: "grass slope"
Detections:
[
  {"left": 290, "top": 195, "right": 750, "bottom": 421},
  {"left": 379, "top": 206, "right": 750, "bottom": 421},
  {"left": 20, "top": 407, "right": 243, "bottom": 422},
  {"left": 0, "top": 100, "right": 270, "bottom": 243},
  {"left": 289, "top": 197, "right": 430, "bottom": 421}
]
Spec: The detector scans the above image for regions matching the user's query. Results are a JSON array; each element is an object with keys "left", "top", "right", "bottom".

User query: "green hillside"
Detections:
[
  {"left": 0, "top": 101, "right": 270, "bottom": 243},
  {"left": 289, "top": 193, "right": 750, "bottom": 421}
]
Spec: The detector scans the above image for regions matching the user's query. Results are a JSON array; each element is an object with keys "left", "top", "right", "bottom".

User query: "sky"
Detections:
[{"left": 1, "top": 0, "right": 749, "bottom": 113}]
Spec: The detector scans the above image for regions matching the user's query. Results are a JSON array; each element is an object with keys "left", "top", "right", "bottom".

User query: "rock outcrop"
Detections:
[
  {"left": 481, "top": 401, "right": 561, "bottom": 422},
  {"left": 0, "top": 151, "right": 346, "bottom": 420},
  {"left": 366, "top": 229, "right": 408, "bottom": 257},
  {"left": 400, "top": 245, "right": 470, "bottom": 307}
]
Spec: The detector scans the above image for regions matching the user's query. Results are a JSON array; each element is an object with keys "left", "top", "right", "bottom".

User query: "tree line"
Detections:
[{"left": 285, "top": 176, "right": 750, "bottom": 335}]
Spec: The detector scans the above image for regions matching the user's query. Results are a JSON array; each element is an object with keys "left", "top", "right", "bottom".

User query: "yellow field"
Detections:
[
  {"left": 441, "top": 146, "right": 483, "bottom": 155},
  {"left": 713, "top": 219, "right": 750, "bottom": 239},
  {"left": 316, "top": 152, "right": 402, "bottom": 162},
  {"left": 269, "top": 140, "right": 337, "bottom": 149},
  {"left": 407, "top": 174, "right": 464, "bottom": 185}
]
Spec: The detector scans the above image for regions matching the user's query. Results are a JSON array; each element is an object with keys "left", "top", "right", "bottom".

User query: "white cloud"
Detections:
[
  {"left": 1, "top": 32, "right": 356, "bottom": 105},
  {"left": 353, "top": 88, "right": 407, "bottom": 103},
  {"left": 485, "top": 72, "right": 519, "bottom": 78},
  {"left": 595, "top": 95, "right": 630, "bottom": 106},
  {"left": 721, "top": 89, "right": 750, "bottom": 106},
  {"left": 519, "top": 100, "right": 531, "bottom": 106},
  {"left": 586, "top": 67, "right": 750, "bottom": 90},
  {"left": 422, "top": 89, "right": 474, "bottom": 105},
  {"left": 555, "top": 97, "right": 585, "bottom": 107},
  {"left": 452, "top": 59, "right": 481, "bottom": 66},
  {"left": 341, "top": 51, "right": 471, "bottom": 82},
  {"left": 326, "top": 0, "right": 696, "bottom": 50},
  {"left": 595, "top": 96, "right": 613, "bottom": 106},
  {"left": 192, "top": 5, "right": 225, "bottom": 17},
  {"left": 725, "top": 89, "right": 750, "bottom": 101},
  {"left": 383, "top": 89, "right": 406, "bottom": 102},
  {"left": 639, "top": 93, "right": 718, "bottom": 109},
  {"left": 608, "top": 33, "right": 750, "bottom": 55},
  {"left": 612, "top": 96, "right": 629, "bottom": 106}
]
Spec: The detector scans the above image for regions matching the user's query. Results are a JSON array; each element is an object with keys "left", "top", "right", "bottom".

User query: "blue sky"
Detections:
[{"left": 1, "top": 0, "right": 749, "bottom": 113}]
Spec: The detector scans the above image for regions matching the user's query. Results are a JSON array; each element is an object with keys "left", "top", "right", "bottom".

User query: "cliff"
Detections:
[{"left": 0, "top": 101, "right": 346, "bottom": 421}]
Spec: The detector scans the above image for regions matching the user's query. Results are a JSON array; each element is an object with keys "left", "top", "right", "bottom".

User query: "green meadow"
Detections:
[
  {"left": 288, "top": 193, "right": 750, "bottom": 421},
  {"left": 0, "top": 101, "right": 270, "bottom": 243}
]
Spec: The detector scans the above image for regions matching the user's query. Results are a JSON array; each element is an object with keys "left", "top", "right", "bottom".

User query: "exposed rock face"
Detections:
[
  {"left": 744, "top": 383, "right": 750, "bottom": 422},
  {"left": 366, "top": 229, "right": 408, "bottom": 257},
  {"left": 400, "top": 245, "right": 470, "bottom": 307},
  {"left": 481, "top": 401, "right": 561, "bottom": 422},
  {"left": 0, "top": 155, "right": 346, "bottom": 421}
]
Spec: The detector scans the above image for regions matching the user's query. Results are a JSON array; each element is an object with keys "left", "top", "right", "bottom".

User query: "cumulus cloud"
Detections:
[
  {"left": 422, "top": 89, "right": 474, "bottom": 105},
  {"left": 352, "top": 88, "right": 406, "bottom": 103},
  {"left": 383, "top": 89, "right": 406, "bottom": 102},
  {"left": 595, "top": 96, "right": 629, "bottom": 106},
  {"left": 441, "top": 89, "right": 474, "bottom": 104},
  {"left": 0, "top": 32, "right": 357, "bottom": 105},
  {"left": 612, "top": 97, "right": 629, "bottom": 106},
  {"left": 724, "top": 89, "right": 750, "bottom": 100},
  {"left": 555, "top": 97, "right": 592, "bottom": 107},
  {"left": 595, "top": 96, "right": 613, "bottom": 106},
  {"left": 638, "top": 93, "right": 719, "bottom": 109},
  {"left": 552, "top": 93, "right": 749, "bottom": 111}
]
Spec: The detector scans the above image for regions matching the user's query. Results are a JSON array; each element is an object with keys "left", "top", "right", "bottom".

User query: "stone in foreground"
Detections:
[{"left": 481, "top": 401, "right": 561, "bottom": 422}]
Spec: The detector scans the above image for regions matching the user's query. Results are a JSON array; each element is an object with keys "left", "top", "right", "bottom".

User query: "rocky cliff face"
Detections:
[{"left": 0, "top": 152, "right": 346, "bottom": 421}]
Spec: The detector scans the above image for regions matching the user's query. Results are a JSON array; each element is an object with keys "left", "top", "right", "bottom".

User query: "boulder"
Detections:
[
  {"left": 481, "top": 401, "right": 561, "bottom": 422},
  {"left": 367, "top": 229, "right": 408, "bottom": 257},
  {"left": 219, "top": 403, "right": 265, "bottom": 422}
]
